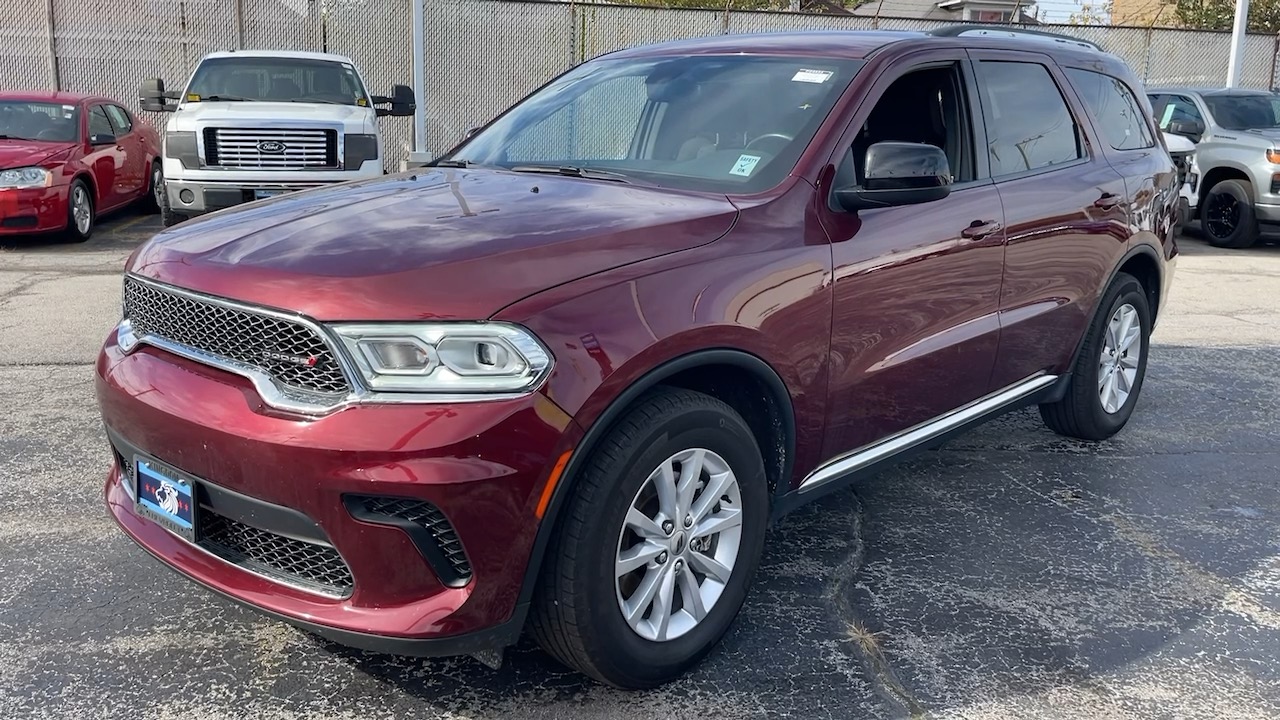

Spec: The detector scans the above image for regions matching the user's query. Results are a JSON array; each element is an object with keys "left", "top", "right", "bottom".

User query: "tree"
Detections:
[
  {"left": 1175, "top": 0, "right": 1280, "bottom": 33},
  {"left": 1068, "top": 1, "right": 1112, "bottom": 24}
]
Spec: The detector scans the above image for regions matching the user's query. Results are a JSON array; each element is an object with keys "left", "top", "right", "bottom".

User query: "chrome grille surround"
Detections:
[
  {"left": 119, "top": 275, "right": 354, "bottom": 413},
  {"left": 203, "top": 127, "right": 339, "bottom": 169}
]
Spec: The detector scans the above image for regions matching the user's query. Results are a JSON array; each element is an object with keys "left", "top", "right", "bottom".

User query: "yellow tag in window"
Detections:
[{"left": 187, "top": 94, "right": 200, "bottom": 101}]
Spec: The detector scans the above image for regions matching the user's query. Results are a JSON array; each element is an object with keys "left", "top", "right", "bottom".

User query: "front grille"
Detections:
[
  {"left": 203, "top": 127, "right": 338, "bottom": 169},
  {"left": 351, "top": 496, "right": 473, "bottom": 583},
  {"left": 198, "top": 511, "right": 354, "bottom": 597},
  {"left": 123, "top": 276, "right": 351, "bottom": 398}
]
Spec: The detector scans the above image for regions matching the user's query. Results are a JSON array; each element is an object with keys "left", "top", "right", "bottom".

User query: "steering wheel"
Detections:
[{"left": 745, "top": 133, "right": 794, "bottom": 154}]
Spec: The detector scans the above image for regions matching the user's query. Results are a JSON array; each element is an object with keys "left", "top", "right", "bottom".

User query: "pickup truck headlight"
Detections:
[
  {"left": 331, "top": 322, "right": 552, "bottom": 394},
  {"left": 165, "top": 132, "right": 199, "bottom": 168},
  {"left": 0, "top": 167, "right": 52, "bottom": 189},
  {"left": 344, "top": 134, "right": 379, "bottom": 169}
]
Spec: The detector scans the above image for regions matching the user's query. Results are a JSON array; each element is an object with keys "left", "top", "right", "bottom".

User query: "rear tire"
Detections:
[
  {"left": 530, "top": 387, "right": 768, "bottom": 689},
  {"left": 1202, "top": 179, "right": 1258, "bottom": 248},
  {"left": 1039, "top": 272, "right": 1151, "bottom": 441},
  {"left": 62, "top": 179, "right": 94, "bottom": 243}
]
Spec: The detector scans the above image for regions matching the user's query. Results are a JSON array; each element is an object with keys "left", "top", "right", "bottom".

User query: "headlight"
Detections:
[
  {"left": 0, "top": 167, "right": 52, "bottom": 189},
  {"left": 331, "top": 322, "right": 552, "bottom": 394}
]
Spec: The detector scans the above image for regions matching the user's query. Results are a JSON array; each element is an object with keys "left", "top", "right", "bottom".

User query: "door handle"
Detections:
[
  {"left": 961, "top": 220, "right": 1002, "bottom": 239},
  {"left": 1094, "top": 193, "right": 1122, "bottom": 209}
]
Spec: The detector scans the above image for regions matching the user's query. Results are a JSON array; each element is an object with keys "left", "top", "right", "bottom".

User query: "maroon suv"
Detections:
[{"left": 98, "top": 28, "right": 1177, "bottom": 688}]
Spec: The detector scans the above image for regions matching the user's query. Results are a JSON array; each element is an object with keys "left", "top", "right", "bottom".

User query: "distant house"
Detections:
[
  {"left": 1109, "top": 0, "right": 1174, "bottom": 26},
  {"left": 848, "top": 0, "right": 1039, "bottom": 23}
]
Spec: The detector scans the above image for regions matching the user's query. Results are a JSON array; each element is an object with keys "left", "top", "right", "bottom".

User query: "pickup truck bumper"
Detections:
[
  {"left": 165, "top": 161, "right": 384, "bottom": 215},
  {"left": 1254, "top": 202, "right": 1280, "bottom": 224}
]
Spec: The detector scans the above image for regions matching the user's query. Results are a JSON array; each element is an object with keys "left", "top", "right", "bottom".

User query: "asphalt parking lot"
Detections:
[{"left": 1, "top": 212, "right": 1278, "bottom": 719}]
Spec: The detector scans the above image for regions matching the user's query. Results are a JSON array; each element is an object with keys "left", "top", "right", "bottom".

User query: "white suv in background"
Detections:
[{"left": 141, "top": 50, "right": 414, "bottom": 226}]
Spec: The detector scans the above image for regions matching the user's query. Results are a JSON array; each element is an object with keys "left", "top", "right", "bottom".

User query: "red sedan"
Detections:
[{"left": 0, "top": 92, "right": 161, "bottom": 241}]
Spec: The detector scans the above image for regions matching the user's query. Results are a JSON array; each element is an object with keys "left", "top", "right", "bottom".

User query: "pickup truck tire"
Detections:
[
  {"left": 157, "top": 181, "right": 187, "bottom": 228},
  {"left": 1039, "top": 272, "right": 1150, "bottom": 441},
  {"left": 143, "top": 162, "right": 163, "bottom": 213},
  {"left": 1202, "top": 179, "right": 1258, "bottom": 248}
]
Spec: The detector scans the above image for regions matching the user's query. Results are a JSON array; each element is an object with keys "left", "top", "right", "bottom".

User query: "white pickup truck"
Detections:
[{"left": 140, "top": 50, "right": 414, "bottom": 226}]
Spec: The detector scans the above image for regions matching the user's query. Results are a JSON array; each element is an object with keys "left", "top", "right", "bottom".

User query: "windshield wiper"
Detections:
[
  {"left": 509, "top": 165, "right": 631, "bottom": 183},
  {"left": 288, "top": 98, "right": 343, "bottom": 105},
  {"left": 431, "top": 159, "right": 475, "bottom": 168},
  {"left": 200, "top": 94, "right": 251, "bottom": 102}
]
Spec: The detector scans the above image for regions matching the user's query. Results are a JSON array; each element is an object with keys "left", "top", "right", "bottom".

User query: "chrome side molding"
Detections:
[{"left": 798, "top": 373, "right": 1059, "bottom": 494}]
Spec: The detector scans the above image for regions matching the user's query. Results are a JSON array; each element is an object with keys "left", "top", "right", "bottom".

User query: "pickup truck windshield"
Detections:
[
  {"left": 0, "top": 101, "right": 79, "bottom": 142},
  {"left": 185, "top": 57, "right": 369, "bottom": 106},
  {"left": 449, "top": 55, "right": 863, "bottom": 193},
  {"left": 1203, "top": 94, "right": 1280, "bottom": 131}
]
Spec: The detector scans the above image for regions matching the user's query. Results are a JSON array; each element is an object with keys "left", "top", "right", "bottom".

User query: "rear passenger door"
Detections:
[{"left": 968, "top": 50, "right": 1130, "bottom": 389}]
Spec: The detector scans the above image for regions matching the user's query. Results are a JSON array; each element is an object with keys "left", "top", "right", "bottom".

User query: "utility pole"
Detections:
[
  {"left": 1226, "top": 0, "right": 1251, "bottom": 87},
  {"left": 409, "top": 0, "right": 428, "bottom": 165}
]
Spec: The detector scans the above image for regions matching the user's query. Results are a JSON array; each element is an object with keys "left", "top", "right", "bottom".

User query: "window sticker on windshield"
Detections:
[
  {"left": 792, "top": 69, "right": 833, "bottom": 84},
  {"left": 187, "top": 94, "right": 201, "bottom": 102},
  {"left": 730, "top": 154, "right": 762, "bottom": 177},
  {"left": 1160, "top": 103, "right": 1176, "bottom": 129},
  {"left": 62, "top": 105, "right": 75, "bottom": 117}
]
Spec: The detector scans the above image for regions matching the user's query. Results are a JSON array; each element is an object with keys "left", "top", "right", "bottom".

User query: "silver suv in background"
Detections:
[{"left": 1149, "top": 87, "right": 1280, "bottom": 248}]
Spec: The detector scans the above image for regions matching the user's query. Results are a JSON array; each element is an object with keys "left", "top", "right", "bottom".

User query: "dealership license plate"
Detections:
[
  {"left": 135, "top": 459, "right": 197, "bottom": 542},
  {"left": 253, "top": 189, "right": 285, "bottom": 200}
]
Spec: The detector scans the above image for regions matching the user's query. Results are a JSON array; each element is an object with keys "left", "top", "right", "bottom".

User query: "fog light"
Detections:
[{"left": 179, "top": 189, "right": 195, "bottom": 204}]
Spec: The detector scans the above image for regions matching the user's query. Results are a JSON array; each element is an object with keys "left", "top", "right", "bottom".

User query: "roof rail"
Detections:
[{"left": 928, "top": 25, "right": 1103, "bottom": 52}]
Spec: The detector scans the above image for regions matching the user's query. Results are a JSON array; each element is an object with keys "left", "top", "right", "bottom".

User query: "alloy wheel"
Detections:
[
  {"left": 1205, "top": 191, "right": 1240, "bottom": 240},
  {"left": 1098, "top": 302, "right": 1141, "bottom": 414},
  {"left": 614, "top": 447, "right": 743, "bottom": 642},
  {"left": 71, "top": 185, "right": 92, "bottom": 235}
]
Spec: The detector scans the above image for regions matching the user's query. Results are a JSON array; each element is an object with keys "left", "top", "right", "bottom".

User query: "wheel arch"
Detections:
[
  {"left": 1197, "top": 163, "right": 1251, "bottom": 212},
  {"left": 515, "top": 348, "right": 796, "bottom": 612}
]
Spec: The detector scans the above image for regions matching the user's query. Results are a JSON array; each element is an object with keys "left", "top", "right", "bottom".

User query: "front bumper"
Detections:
[
  {"left": 0, "top": 185, "right": 68, "bottom": 235},
  {"left": 166, "top": 179, "right": 344, "bottom": 214},
  {"left": 97, "top": 330, "right": 580, "bottom": 651}
]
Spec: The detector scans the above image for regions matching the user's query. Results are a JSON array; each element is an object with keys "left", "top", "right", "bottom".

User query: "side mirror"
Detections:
[
  {"left": 374, "top": 84, "right": 416, "bottom": 117},
  {"left": 89, "top": 132, "right": 116, "bottom": 146},
  {"left": 140, "top": 78, "right": 176, "bottom": 112},
  {"left": 834, "top": 141, "right": 952, "bottom": 212},
  {"left": 1167, "top": 119, "right": 1205, "bottom": 142}
]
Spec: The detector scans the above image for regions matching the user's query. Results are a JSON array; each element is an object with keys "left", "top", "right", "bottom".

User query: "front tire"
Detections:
[
  {"left": 1202, "top": 179, "right": 1258, "bottom": 248},
  {"left": 1040, "top": 272, "right": 1151, "bottom": 441},
  {"left": 62, "top": 179, "right": 94, "bottom": 243},
  {"left": 157, "top": 177, "right": 186, "bottom": 228},
  {"left": 143, "top": 161, "right": 163, "bottom": 213},
  {"left": 530, "top": 388, "right": 768, "bottom": 689}
]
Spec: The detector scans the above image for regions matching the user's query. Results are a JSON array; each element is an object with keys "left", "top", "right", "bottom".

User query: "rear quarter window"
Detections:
[{"left": 1067, "top": 69, "right": 1154, "bottom": 151}]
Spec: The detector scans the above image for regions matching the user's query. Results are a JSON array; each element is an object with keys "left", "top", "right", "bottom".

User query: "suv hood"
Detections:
[
  {"left": 0, "top": 139, "right": 75, "bottom": 168},
  {"left": 171, "top": 101, "right": 371, "bottom": 127},
  {"left": 128, "top": 168, "right": 738, "bottom": 321}
]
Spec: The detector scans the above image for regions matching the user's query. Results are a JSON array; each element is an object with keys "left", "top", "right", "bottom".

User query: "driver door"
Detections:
[{"left": 815, "top": 50, "right": 1007, "bottom": 459}]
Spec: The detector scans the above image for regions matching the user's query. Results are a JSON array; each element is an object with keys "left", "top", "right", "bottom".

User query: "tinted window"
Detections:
[
  {"left": 1201, "top": 93, "right": 1280, "bottom": 130},
  {"left": 452, "top": 55, "right": 863, "bottom": 194},
  {"left": 88, "top": 106, "right": 114, "bottom": 139},
  {"left": 0, "top": 101, "right": 79, "bottom": 142},
  {"left": 104, "top": 105, "right": 132, "bottom": 135},
  {"left": 1149, "top": 94, "right": 1204, "bottom": 130},
  {"left": 187, "top": 57, "right": 369, "bottom": 106},
  {"left": 977, "top": 61, "right": 1083, "bottom": 177},
  {"left": 1068, "top": 69, "right": 1153, "bottom": 150}
]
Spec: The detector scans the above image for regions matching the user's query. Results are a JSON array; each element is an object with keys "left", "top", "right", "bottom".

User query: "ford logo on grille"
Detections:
[{"left": 257, "top": 140, "right": 287, "bottom": 154}]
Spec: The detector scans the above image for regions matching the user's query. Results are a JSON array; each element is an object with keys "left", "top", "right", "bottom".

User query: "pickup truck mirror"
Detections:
[
  {"left": 373, "top": 85, "right": 416, "bottom": 117},
  {"left": 1167, "top": 119, "right": 1205, "bottom": 142},
  {"left": 140, "top": 78, "right": 178, "bottom": 112},
  {"left": 834, "top": 141, "right": 952, "bottom": 212}
]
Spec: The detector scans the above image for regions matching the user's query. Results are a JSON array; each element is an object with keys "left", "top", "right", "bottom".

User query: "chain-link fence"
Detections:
[{"left": 6, "top": 0, "right": 1280, "bottom": 166}]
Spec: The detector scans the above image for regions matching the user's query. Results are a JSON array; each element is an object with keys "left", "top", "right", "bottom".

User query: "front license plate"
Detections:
[
  {"left": 135, "top": 459, "right": 197, "bottom": 542},
  {"left": 254, "top": 189, "right": 285, "bottom": 200}
]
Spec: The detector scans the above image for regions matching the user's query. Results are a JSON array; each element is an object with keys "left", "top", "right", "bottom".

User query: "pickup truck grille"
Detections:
[
  {"left": 122, "top": 276, "right": 352, "bottom": 398},
  {"left": 203, "top": 128, "right": 338, "bottom": 169}
]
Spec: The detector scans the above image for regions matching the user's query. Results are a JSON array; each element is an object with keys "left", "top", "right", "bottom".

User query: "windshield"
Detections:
[
  {"left": 185, "top": 57, "right": 369, "bottom": 106},
  {"left": 448, "top": 55, "right": 863, "bottom": 193},
  {"left": 0, "top": 101, "right": 79, "bottom": 142},
  {"left": 1203, "top": 94, "right": 1280, "bottom": 130}
]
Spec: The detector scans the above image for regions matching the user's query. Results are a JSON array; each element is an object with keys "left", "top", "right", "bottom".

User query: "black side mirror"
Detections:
[
  {"left": 89, "top": 132, "right": 116, "bottom": 146},
  {"left": 139, "top": 78, "right": 176, "bottom": 113},
  {"left": 374, "top": 84, "right": 416, "bottom": 117},
  {"left": 833, "top": 141, "right": 952, "bottom": 212},
  {"left": 1167, "top": 119, "right": 1205, "bottom": 142}
]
